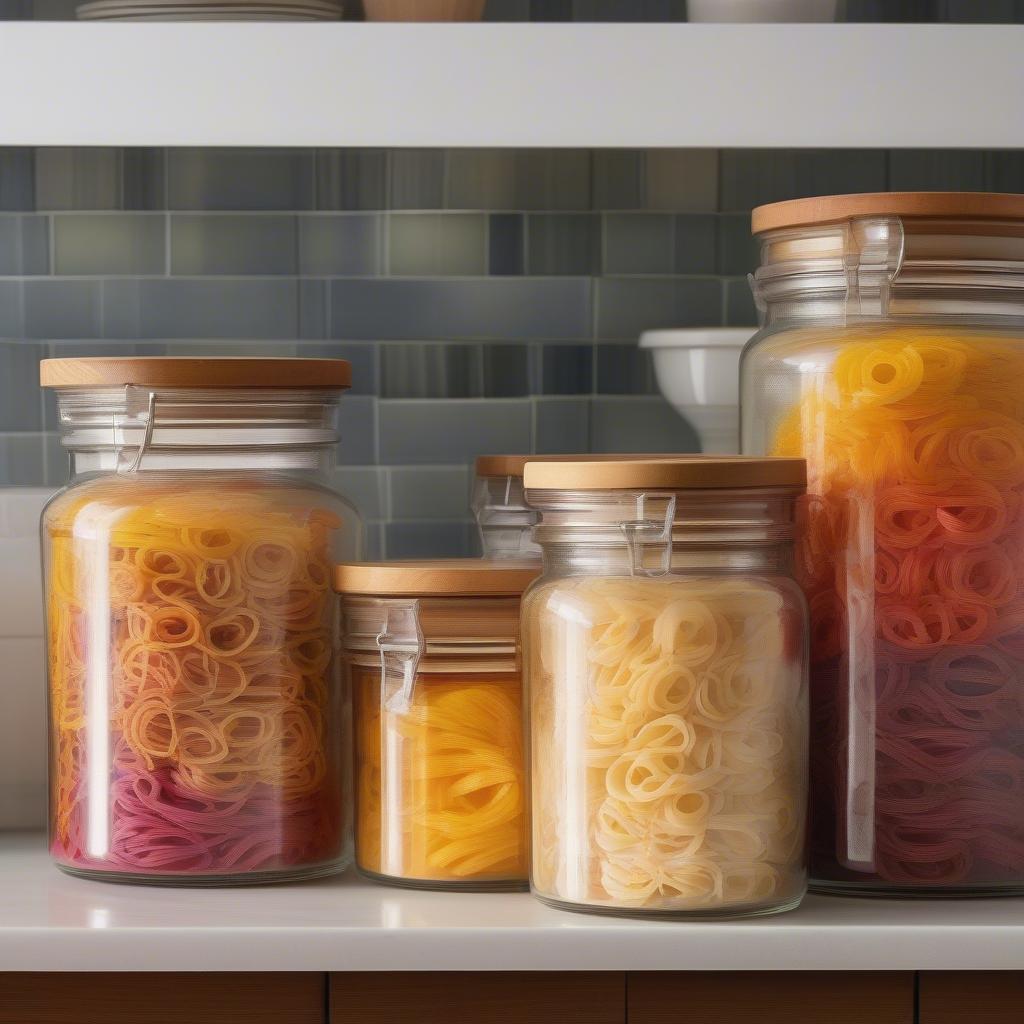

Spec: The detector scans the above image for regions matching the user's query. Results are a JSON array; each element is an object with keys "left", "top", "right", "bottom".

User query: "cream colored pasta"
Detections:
[{"left": 526, "top": 575, "right": 806, "bottom": 913}]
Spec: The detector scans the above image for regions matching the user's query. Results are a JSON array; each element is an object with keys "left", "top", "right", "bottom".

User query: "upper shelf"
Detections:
[{"left": 1, "top": 22, "right": 1022, "bottom": 148}]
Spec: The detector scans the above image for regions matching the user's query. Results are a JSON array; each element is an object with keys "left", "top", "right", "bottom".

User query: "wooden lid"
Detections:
[
  {"left": 524, "top": 456, "right": 806, "bottom": 491},
  {"left": 39, "top": 357, "right": 352, "bottom": 389},
  {"left": 752, "top": 192, "right": 1024, "bottom": 235},
  {"left": 334, "top": 559, "right": 540, "bottom": 597},
  {"left": 475, "top": 455, "right": 531, "bottom": 477}
]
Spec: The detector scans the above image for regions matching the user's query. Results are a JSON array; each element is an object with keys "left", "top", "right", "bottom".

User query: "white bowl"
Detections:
[{"left": 687, "top": 0, "right": 837, "bottom": 22}]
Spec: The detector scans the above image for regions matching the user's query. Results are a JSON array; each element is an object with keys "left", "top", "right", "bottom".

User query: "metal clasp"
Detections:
[{"left": 619, "top": 492, "right": 676, "bottom": 577}]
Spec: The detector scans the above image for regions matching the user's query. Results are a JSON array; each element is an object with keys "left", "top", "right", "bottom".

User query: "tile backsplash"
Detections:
[{"left": 2, "top": 146, "right": 1024, "bottom": 558}]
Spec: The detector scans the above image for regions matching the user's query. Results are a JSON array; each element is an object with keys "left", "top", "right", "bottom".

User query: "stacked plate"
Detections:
[{"left": 78, "top": 0, "right": 341, "bottom": 19}]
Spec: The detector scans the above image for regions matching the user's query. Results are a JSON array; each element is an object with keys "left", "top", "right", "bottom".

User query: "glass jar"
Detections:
[
  {"left": 40, "top": 357, "right": 360, "bottom": 885},
  {"left": 742, "top": 192, "right": 1024, "bottom": 896},
  {"left": 337, "top": 559, "right": 537, "bottom": 891},
  {"left": 472, "top": 456, "right": 540, "bottom": 559},
  {"left": 522, "top": 457, "right": 809, "bottom": 918}
]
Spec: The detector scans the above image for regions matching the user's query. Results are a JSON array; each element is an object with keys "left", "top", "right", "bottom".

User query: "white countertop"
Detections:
[{"left": 2, "top": 833, "right": 1023, "bottom": 972}]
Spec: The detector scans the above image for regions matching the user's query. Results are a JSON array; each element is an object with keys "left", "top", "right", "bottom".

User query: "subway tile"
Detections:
[
  {"left": 296, "top": 340, "right": 378, "bottom": 394},
  {"left": 595, "top": 344, "right": 655, "bottom": 394},
  {"left": 484, "top": 0, "right": 530, "bottom": 17},
  {"left": 529, "top": 0, "right": 572, "bottom": 17},
  {"left": 160, "top": 339, "right": 297, "bottom": 356},
  {"left": 315, "top": 150, "right": 388, "bottom": 211},
  {"left": 360, "top": 520, "right": 385, "bottom": 561},
  {"left": 44, "top": 431, "right": 68, "bottom": 487},
  {"left": 0, "top": 1, "right": 32, "bottom": 20},
  {"left": 0, "top": 434, "right": 45, "bottom": 485},
  {"left": 170, "top": 214, "right": 296, "bottom": 275},
  {"left": 0, "top": 150, "right": 34, "bottom": 211},
  {"left": 572, "top": 0, "right": 688, "bottom": 17},
  {"left": 380, "top": 343, "right": 481, "bottom": 398},
  {"left": 447, "top": 150, "right": 591, "bottom": 210},
  {"left": 333, "top": 465, "right": 387, "bottom": 520},
  {"left": 385, "top": 520, "right": 474, "bottom": 559},
  {"left": 725, "top": 277, "right": 759, "bottom": 327},
  {"left": 35, "top": 148, "right": 120, "bottom": 210},
  {"left": 53, "top": 213, "right": 165, "bottom": 275},
  {"left": 168, "top": 149, "right": 314, "bottom": 210},
  {"left": 888, "top": 150, "right": 987, "bottom": 190},
  {"left": 121, "top": 149, "right": 166, "bottom": 209},
  {"left": 535, "top": 397, "right": 590, "bottom": 453},
  {"left": 541, "top": 343, "right": 592, "bottom": 394},
  {"left": 32, "top": 0, "right": 78, "bottom": 17},
  {"left": 24, "top": 280, "right": 101, "bottom": 338},
  {"left": 101, "top": 279, "right": 298, "bottom": 339},
  {"left": 715, "top": 213, "right": 758, "bottom": 276},
  {"left": 389, "top": 150, "right": 446, "bottom": 210},
  {"left": 482, "top": 344, "right": 529, "bottom": 397},
  {"left": 675, "top": 214, "right": 718, "bottom": 274},
  {"left": 0, "top": 280, "right": 22, "bottom": 336},
  {"left": 938, "top": 0, "right": 1022, "bottom": 21},
  {"left": 592, "top": 150, "right": 645, "bottom": 210},
  {"left": 337, "top": 394, "right": 377, "bottom": 465},
  {"left": 388, "top": 213, "right": 487, "bottom": 276},
  {"left": 330, "top": 278, "right": 592, "bottom": 340},
  {"left": 986, "top": 151, "right": 1024, "bottom": 192},
  {"left": 644, "top": 150, "right": 718, "bottom": 211},
  {"left": 719, "top": 149, "right": 888, "bottom": 211},
  {"left": 298, "top": 214, "right": 381, "bottom": 276},
  {"left": 298, "top": 279, "right": 328, "bottom": 339},
  {"left": 527, "top": 214, "right": 601, "bottom": 275},
  {"left": 0, "top": 215, "right": 48, "bottom": 275},
  {"left": 379, "top": 399, "right": 532, "bottom": 464},
  {"left": 604, "top": 214, "right": 673, "bottom": 274},
  {"left": 596, "top": 277, "right": 721, "bottom": 340},
  {"left": 488, "top": 213, "right": 524, "bottom": 275},
  {"left": 0, "top": 342, "right": 45, "bottom": 432},
  {"left": 842, "top": 0, "right": 935, "bottom": 19},
  {"left": 589, "top": 396, "right": 699, "bottom": 454},
  {"left": 390, "top": 465, "right": 470, "bottom": 520}
]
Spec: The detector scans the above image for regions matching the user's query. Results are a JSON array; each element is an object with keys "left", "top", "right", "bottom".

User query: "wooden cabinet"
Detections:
[{"left": 919, "top": 971, "right": 1024, "bottom": 1024}]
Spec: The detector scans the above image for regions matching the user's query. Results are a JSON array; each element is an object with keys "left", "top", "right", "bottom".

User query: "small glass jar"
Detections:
[
  {"left": 522, "top": 457, "right": 809, "bottom": 918},
  {"left": 337, "top": 559, "right": 537, "bottom": 890},
  {"left": 743, "top": 192, "right": 1024, "bottom": 896},
  {"left": 40, "top": 357, "right": 360, "bottom": 885},
  {"left": 472, "top": 456, "right": 540, "bottom": 560}
]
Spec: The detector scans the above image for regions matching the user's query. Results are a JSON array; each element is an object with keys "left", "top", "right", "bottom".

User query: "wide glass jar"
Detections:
[
  {"left": 40, "top": 357, "right": 360, "bottom": 885},
  {"left": 522, "top": 457, "right": 809, "bottom": 918},
  {"left": 337, "top": 559, "right": 537, "bottom": 890},
  {"left": 472, "top": 455, "right": 540, "bottom": 559},
  {"left": 742, "top": 192, "right": 1024, "bottom": 896}
]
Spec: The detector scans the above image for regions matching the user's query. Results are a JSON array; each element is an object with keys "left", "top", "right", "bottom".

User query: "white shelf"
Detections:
[
  {"left": 2, "top": 833, "right": 1024, "bottom": 972},
  {"left": 0, "top": 23, "right": 1021, "bottom": 148}
]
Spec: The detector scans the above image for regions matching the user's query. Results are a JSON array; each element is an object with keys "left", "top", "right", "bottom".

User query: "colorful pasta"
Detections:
[
  {"left": 46, "top": 474, "right": 345, "bottom": 880},
  {"left": 773, "top": 327, "right": 1024, "bottom": 888}
]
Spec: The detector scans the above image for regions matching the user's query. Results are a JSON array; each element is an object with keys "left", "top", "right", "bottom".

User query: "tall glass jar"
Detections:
[
  {"left": 337, "top": 560, "right": 537, "bottom": 891},
  {"left": 522, "top": 457, "right": 809, "bottom": 918},
  {"left": 472, "top": 456, "right": 540, "bottom": 560},
  {"left": 40, "top": 357, "right": 360, "bottom": 885},
  {"left": 742, "top": 192, "right": 1024, "bottom": 896}
]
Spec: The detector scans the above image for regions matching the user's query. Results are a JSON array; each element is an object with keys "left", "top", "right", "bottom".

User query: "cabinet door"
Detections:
[
  {"left": 330, "top": 972, "right": 626, "bottom": 1024},
  {"left": 0, "top": 973, "right": 325, "bottom": 1024},
  {"left": 919, "top": 972, "right": 1024, "bottom": 1023},
  {"left": 628, "top": 971, "right": 914, "bottom": 1024}
]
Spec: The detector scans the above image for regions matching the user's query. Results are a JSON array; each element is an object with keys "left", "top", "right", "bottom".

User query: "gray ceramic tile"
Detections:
[
  {"left": 168, "top": 149, "right": 314, "bottom": 210},
  {"left": 592, "top": 151, "right": 645, "bottom": 210},
  {"left": 938, "top": 0, "right": 1021, "bottom": 21},
  {"left": 333, "top": 465, "right": 387, "bottom": 520},
  {"left": 100, "top": 279, "right": 298, "bottom": 339},
  {"left": 596, "top": 345, "right": 655, "bottom": 394},
  {"left": 674, "top": 214, "right": 718, "bottom": 274},
  {"left": 0, "top": 434, "right": 45, "bottom": 486},
  {"left": 170, "top": 214, "right": 296, "bottom": 275},
  {"left": 0, "top": 342, "right": 45, "bottom": 431},
  {"left": 298, "top": 279, "right": 328, "bottom": 340},
  {"left": 604, "top": 214, "right": 673, "bottom": 274},
  {"left": 389, "top": 150, "right": 446, "bottom": 210},
  {"left": 0, "top": 0, "right": 32, "bottom": 19},
  {"left": 330, "top": 279, "right": 592, "bottom": 340},
  {"left": 534, "top": 397, "right": 589, "bottom": 454},
  {"left": 381, "top": 343, "right": 481, "bottom": 398},
  {"left": 725, "top": 277, "right": 759, "bottom": 327},
  {"left": 596, "top": 277, "right": 721, "bottom": 340},
  {"left": 361, "top": 521, "right": 385, "bottom": 561},
  {"left": 644, "top": 150, "right": 718, "bottom": 211},
  {"left": 385, "top": 520, "right": 474, "bottom": 559},
  {"left": 0, "top": 281, "right": 22, "bottom": 337},
  {"left": 121, "top": 149, "right": 166, "bottom": 210},
  {"left": 388, "top": 213, "right": 487, "bottom": 276},
  {"left": 0, "top": 216, "right": 48, "bottom": 275},
  {"left": 379, "top": 399, "right": 532, "bottom": 464},
  {"left": 488, "top": 214, "right": 524, "bottom": 275},
  {"left": 888, "top": 150, "right": 987, "bottom": 190},
  {"left": 296, "top": 340, "right": 378, "bottom": 394},
  {"left": 160, "top": 339, "right": 297, "bottom": 356},
  {"left": 484, "top": 0, "right": 529, "bottom": 17},
  {"left": 529, "top": 0, "right": 571, "bottom": 17},
  {"left": 589, "top": 396, "right": 699, "bottom": 453},
  {"left": 719, "top": 149, "right": 888, "bottom": 211},
  {"left": 986, "top": 151, "right": 1024, "bottom": 192},
  {"left": 527, "top": 214, "right": 601, "bottom": 275},
  {"left": 44, "top": 431, "right": 69, "bottom": 487},
  {"left": 541, "top": 344, "right": 592, "bottom": 394},
  {"left": 32, "top": 0, "right": 77, "bottom": 17},
  {"left": 24, "top": 280, "right": 101, "bottom": 338},
  {"left": 53, "top": 214, "right": 165, "bottom": 275},
  {"left": 299, "top": 214, "right": 381, "bottom": 276},
  {"left": 0, "top": 150, "right": 34, "bottom": 211},
  {"left": 337, "top": 394, "right": 377, "bottom": 465},
  {"left": 390, "top": 465, "right": 470, "bottom": 520},
  {"left": 447, "top": 150, "right": 591, "bottom": 211},
  {"left": 315, "top": 150, "right": 387, "bottom": 211},
  {"left": 482, "top": 344, "right": 529, "bottom": 397},
  {"left": 715, "top": 213, "right": 758, "bottom": 276},
  {"left": 35, "top": 149, "right": 120, "bottom": 211},
  {"left": 572, "top": 0, "right": 687, "bottom": 17},
  {"left": 843, "top": 0, "right": 934, "bottom": 18}
]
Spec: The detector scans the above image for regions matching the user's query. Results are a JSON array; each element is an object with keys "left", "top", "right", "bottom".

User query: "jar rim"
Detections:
[{"left": 334, "top": 558, "right": 539, "bottom": 597}]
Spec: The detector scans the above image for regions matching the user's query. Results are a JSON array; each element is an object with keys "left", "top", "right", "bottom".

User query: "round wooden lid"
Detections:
[
  {"left": 39, "top": 357, "right": 352, "bottom": 389},
  {"left": 334, "top": 559, "right": 540, "bottom": 596},
  {"left": 475, "top": 455, "right": 532, "bottom": 477},
  {"left": 752, "top": 192, "right": 1024, "bottom": 235}
]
